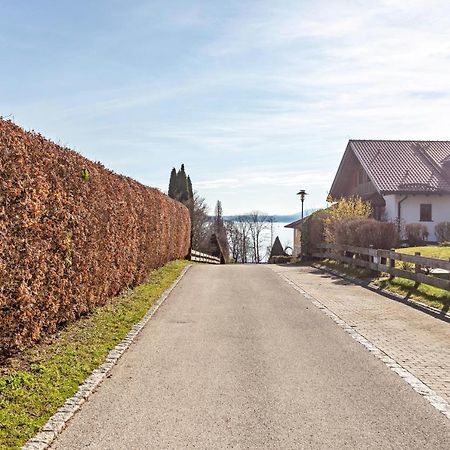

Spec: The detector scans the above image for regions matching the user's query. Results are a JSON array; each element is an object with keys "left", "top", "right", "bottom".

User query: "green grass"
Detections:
[
  {"left": 0, "top": 259, "right": 190, "bottom": 450},
  {"left": 317, "top": 259, "right": 449, "bottom": 312},
  {"left": 397, "top": 245, "right": 450, "bottom": 260},
  {"left": 373, "top": 276, "right": 449, "bottom": 310}
]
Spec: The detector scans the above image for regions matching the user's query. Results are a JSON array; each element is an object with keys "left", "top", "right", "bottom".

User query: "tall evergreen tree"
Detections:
[
  {"left": 168, "top": 168, "right": 177, "bottom": 199},
  {"left": 176, "top": 164, "right": 189, "bottom": 202},
  {"left": 214, "top": 200, "right": 224, "bottom": 233},
  {"left": 187, "top": 175, "right": 194, "bottom": 202}
]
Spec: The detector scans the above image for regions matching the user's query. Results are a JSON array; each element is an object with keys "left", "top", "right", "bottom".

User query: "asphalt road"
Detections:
[{"left": 52, "top": 265, "right": 450, "bottom": 449}]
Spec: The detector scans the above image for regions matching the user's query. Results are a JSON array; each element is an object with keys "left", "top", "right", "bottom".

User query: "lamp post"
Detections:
[{"left": 297, "top": 189, "right": 308, "bottom": 220}]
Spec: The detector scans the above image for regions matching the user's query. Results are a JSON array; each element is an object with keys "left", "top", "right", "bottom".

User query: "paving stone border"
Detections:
[
  {"left": 22, "top": 264, "right": 192, "bottom": 450},
  {"left": 276, "top": 271, "right": 450, "bottom": 422},
  {"left": 312, "top": 263, "right": 450, "bottom": 322}
]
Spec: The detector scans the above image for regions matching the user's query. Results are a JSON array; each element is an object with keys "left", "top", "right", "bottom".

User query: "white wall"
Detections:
[
  {"left": 383, "top": 193, "right": 450, "bottom": 241},
  {"left": 384, "top": 194, "right": 397, "bottom": 222}
]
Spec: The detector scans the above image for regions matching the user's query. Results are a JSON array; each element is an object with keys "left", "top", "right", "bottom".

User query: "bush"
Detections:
[
  {"left": 301, "top": 209, "right": 329, "bottom": 256},
  {"left": 269, "top": 256, "right": 293, "bottom": 264},
  {"left": 335, "top": 218, "right": 399, "bottom": 249},
  {"left": 323, "top": 197, "right": 372, "bottom": 244},
  {"left": 405, "top": 223, "right": 429, "bottom": 246},
  {"left": 0, "top": 119, "right": 191, "bottom": 354},
  {"left": 435, "top": 222, "right": 450, "bottom": 244}
]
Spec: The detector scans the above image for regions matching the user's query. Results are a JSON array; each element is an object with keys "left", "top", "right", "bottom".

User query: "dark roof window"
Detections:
[{"left": 420, "top": 204, "right": 432, "bottom": 222}]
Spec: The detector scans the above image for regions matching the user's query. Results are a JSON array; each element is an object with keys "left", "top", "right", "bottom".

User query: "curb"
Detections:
[
  {"left": 312, "top": 263, "right": 450, "bottom": 322},
  {"left": 276, "top": 271, "right": 450, "bottom": 422},
  {"left": 23, "top": 264, "right": 192, "bottom": 450}
]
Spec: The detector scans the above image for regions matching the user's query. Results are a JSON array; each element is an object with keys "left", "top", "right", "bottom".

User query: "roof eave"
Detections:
[
  {"left": 381, "top": 189, "right": 450, "bottom": 196},
  {"left": 328, "top": 141, "right": 353, "bottom": 199},
  {"left": 285, "top": 219, "right": 303, "bottom": 228}
]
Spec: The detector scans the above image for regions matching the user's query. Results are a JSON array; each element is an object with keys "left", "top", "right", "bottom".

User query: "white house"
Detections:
[{"left": 329, "top": 140, "right": 450, "bottom": 242}]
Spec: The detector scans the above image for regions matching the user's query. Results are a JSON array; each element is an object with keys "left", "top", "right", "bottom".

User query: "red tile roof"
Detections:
[{"left": 330, "top": 140, "right": 450, "bottom": 197}]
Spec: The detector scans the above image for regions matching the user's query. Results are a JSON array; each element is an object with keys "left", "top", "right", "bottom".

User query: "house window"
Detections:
[{"left": 420, "top": 204, "right": 432, "bottom": 222}]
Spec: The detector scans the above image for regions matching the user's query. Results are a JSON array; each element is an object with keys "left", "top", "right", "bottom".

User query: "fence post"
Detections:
[
  {"left": 448, "top": 258, "right": 450, "bottom": 294},
  {"left": 369, "top": 245, "right": 377, "bottom": 276},
  {"left": 414, "top": 252, "right": 421, "bottom": 288},
  {"left": 388, "top": 248, "right": 395, "bottom": 279}
]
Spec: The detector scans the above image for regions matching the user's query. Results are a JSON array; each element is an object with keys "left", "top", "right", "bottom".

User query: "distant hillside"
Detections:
[{"left": 224, "top": 209, "right": 318, "bottom": 223}]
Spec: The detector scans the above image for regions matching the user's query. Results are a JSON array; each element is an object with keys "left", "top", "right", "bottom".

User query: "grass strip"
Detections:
[
  {"left": 317, "top": 259, "right": 450, "bottom": 312},
  {"left": 0, "top": 259, "right": 190, "bottom": 450},
  {"left": 396, "top": 245, "right": 450, "bottom": 260}
]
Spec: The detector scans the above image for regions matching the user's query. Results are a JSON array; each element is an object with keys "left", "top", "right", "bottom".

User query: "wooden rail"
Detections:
[
  {"left": 312, "top": 243, "right": 450, "bottom": 291},
  {"left": 190, "top": 249, "right": 221, "bottom": 265}
]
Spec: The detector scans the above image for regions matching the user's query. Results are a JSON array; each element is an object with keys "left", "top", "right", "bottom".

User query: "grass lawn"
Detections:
[
  {"left": 0, "top": 259, "right": 190, "bottom": 450},
  {"left": 373, "top": 276, "right": 449, "bottom": 310},
  {"left": 397, "top": 245, "right": 450, "bottom": 260}
]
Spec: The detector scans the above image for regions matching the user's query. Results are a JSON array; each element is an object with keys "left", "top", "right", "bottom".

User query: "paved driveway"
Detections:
[
  {"left": 270, "top": 264, "right": 450, "bottom": 405},
  {"left": 52, "top": 265, "right": 450, "bottom": 449}
]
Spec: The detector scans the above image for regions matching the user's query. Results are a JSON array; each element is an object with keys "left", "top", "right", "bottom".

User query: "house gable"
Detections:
[{"left": 329, "top": 142, "right": 379, "bottom": 199}]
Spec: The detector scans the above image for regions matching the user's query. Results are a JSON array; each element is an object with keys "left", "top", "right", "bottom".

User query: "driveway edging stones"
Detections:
[
  {"left": 276, "top": 271, "right": 450, "bottom": 422},
  {"left": 22, "top": 264, "right": 192, "bottom": 450}
]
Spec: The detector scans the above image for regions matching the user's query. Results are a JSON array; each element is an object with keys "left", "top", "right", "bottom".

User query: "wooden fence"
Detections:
[
  {"left": 312, "top": 243, "right": 450, "bottom": 291},
  {"left": 190, "top": 249, "right": 221, "bottom": 265}
]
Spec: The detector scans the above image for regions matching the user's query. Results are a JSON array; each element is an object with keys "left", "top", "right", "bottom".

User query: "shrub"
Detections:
[
  {"left": 323, "top": 197, "right": 372, "bottom": 244},
  {"left": 405, "top": 223, "right": 429, "bottom": 246},
  {"left": 335, "top": 218, "right": 399, "bottom": 249},
  {"left": 269, "top": 256, "right": 293, "bottom": 264},
  {"left": 435, "top": 222, "right": 450, "bottom": 244},
  {"left": 0, "top": 119, "right": 191, "bottom": 355},
  {"left": 301, "top": 209, "right": 329, "bottom": 255}
]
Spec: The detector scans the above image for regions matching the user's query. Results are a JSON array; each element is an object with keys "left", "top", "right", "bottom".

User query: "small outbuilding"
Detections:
[{"left": 268, "top": 236, "right": 287, "bottom": 263}]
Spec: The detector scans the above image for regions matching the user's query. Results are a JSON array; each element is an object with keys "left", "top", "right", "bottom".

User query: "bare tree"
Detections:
[
  {"left": 191, "top": 193, "right": 211, "bottom": 251},
  {"left": 225, "top": 220, "right": 242, "bottom": 262},
  {"left": 225, "top": 212, "right": 271, "bottom": 263},
  {"left": 239, "top": 216, "right": 254, "bottom": 263},
  {"left": 247, "top": 211, "right": 270, "bottom": 263}
]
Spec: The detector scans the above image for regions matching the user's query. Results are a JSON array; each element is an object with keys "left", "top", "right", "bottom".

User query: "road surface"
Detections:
[{"left": 52, "top": 265, "right": 450, "bottom": 449}]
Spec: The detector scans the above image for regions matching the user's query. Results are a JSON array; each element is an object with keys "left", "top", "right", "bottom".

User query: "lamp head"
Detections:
[{"left": 296, "top": 189, "right": 308, "bottom": 200}]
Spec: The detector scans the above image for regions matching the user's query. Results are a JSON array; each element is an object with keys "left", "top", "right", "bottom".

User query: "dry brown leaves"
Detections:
[{"left": 0, "top": 119, "right": 191, "bottom": 355}]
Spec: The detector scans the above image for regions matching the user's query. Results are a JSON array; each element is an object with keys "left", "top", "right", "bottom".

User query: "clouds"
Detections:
[
  {"left": 2, "top": 1, "right": 450, "bottom": 214},
  {"left": 196, "top": 168, "right": 334, "bottom": 190}
]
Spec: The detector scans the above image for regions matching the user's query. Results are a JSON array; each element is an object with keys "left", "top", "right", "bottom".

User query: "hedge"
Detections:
[
  {"left": 335, "top": 218, "right": 399, "bottom": 249},
  {"left": 0, "top": 119, "right": 191, "bottom": 355},
  {"left": 435, "top": 221, "right": 450, "bottom": 244},
  {"left": 405, "top": 223, "right": 429, "bottom": 246}
]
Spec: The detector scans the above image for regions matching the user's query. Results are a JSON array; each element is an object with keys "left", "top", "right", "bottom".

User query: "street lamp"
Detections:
[{"left": 297, "top": 189, "right": 308, "bottom": 220}]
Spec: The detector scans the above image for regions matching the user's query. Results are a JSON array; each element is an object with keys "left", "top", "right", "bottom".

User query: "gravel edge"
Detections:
[
  {"left": 22, "top": 264, "right": 192, "bottom": 450},
  {"left": 276, "top": 271, "right": 450, "bottom": 422}
]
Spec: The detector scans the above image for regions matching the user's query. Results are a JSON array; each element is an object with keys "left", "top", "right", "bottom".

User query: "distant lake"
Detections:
[
  {"left": 260, "top": 222, "right": 295, "bottom": 260},
  {"left": 225, "top": 219, "right": 297, "bottom": 262}
]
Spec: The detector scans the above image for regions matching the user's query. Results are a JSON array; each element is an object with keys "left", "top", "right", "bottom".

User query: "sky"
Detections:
[{"left": 2, "top": 0, "right": 450, "bottom": 216}]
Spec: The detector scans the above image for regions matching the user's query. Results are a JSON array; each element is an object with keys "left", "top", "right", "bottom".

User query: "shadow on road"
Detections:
[{"left": 306, "top": 265, "right": 450, "bottom": 325}]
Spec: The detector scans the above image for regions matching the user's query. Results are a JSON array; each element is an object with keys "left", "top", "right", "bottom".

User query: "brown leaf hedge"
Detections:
[{"left": 0, "top": 119, "right": 191, "bottom": 355}]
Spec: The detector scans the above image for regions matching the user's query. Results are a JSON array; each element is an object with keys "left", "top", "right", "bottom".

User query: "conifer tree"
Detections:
[
  {"left": 168, "top": 168, "right": 177, "bottom": 199},
  {"left": 176, "top": 164, "right": 189, "bottom": 202},
  {"left": 187, "top": 176, "right": 193, "bottom": 201},
  {"left": 214, "top": 200, "right": 224, "bottom": 233}
]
